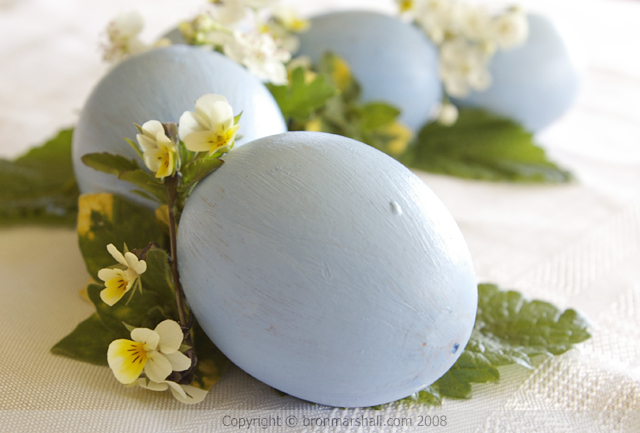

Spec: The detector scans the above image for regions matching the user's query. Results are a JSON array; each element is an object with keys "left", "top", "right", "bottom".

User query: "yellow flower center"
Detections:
[{"left": 126, "top": 341, "right": 149, "bottom": 366}]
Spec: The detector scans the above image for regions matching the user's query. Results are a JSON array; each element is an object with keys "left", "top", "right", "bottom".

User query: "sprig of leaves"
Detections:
[
  {"left": 402, "top": 109, "right": 572, "bottom": 183},
  {"left": 0, "top": 128, "right": 79, "bottom": 226},
  {"left": 389, "top": 283, "right": 591, "bottom": 406}
]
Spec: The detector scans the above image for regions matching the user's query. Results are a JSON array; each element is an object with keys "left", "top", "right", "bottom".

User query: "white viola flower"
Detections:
[
  {"left": 108, "top": 320, "right": 192, "bottom": 385},
  {"left": 103, "top": 11, "right": 148, "bottom": 63},
  {"left": 210, "top": 3, "right": 247, "bottom": 25},
  {"left": 492, "top": 8, "right": 529, "bottom": 50},
  {"left": 136, "top": 120, "right": 178, "bottom": 179},
  {"left": 179, "top": 94, "right": 241, "bottom": 155},
  {"left": 98, "top": 244, "right": 147, "bottom": 306},
  {"left": 223, "top": 30, "right": 291, "bottom": 84},
  {"left": 137, "top": 377, "right": 208, "bottom": 404}
]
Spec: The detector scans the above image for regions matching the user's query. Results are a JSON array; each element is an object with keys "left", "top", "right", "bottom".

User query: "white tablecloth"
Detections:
[{"left": 1, "top": 0, "right": 639, "bottom": 431}]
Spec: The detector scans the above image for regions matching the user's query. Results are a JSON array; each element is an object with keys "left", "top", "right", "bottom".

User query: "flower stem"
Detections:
[{"left": 166, "top": 175, "right": 187, "bottom": 327}]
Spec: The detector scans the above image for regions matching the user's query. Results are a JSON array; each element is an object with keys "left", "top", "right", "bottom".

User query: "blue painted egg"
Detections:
[
  {"left": 454, "top": 14, "right": 581, "bottom": 132},
  {"left": 177, "top": 131, "right": 477, "bottom": 407},
  {"left": 297, "top": 11, "right": 442, "bottom": 132},
  {"left": 73, "top": 45, "right": 287, "bottom": 205}
]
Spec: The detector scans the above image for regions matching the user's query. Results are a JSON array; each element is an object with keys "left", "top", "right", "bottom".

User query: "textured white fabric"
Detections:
[{"left": 1, "top": 0, "right": 640, "bottom": 431}]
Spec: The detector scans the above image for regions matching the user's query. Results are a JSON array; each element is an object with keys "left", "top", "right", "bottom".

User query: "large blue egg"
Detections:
[
  {"left": 454, "top": 14, "right": 581, "bottom": 132},
  {"left": 297, "top": 11, "right": 441, "bottom": 132},
  {"left": 177, "top": 131, "right": 477, "bottom": 407},
  {"left": 73, "top": 45, "right": 287, "bottom": 205}
]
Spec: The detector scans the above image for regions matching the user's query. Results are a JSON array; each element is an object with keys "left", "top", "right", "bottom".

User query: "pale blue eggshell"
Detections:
[
  {"left": 454, "top": 14, "right": 581, "bottom": 132},
  {"left": 177, "top": 131, "right": 477, "bottom": 407},
  {"left": 297, "top": 11, "right": 441, "bottom": 132},
  {"left": 73, "top": 45, "right": 287, "bottom": 205}
]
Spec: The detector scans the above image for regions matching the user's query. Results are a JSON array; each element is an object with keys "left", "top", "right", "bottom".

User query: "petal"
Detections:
[
  {"left": 124, "top": 252, "right": 141, "bottom": 270},
  {"left": 166, "top": 382, "right": 208, "bottom": 404},
  {"left": 178, "top": 111, "right": 204, "bottom": 139},
  {"left": 183, "top": 131, "right": 222, "bottom": 153},
  {"left": 100, "top": 285, "right": 127, "bottom": 306},
  {"left": 137, "top": 377, "right": 169, "bottom": 392},
  {"left": 107, "top": 339, "right": 147, "bottom": 384},
  {"left": 132, "top": 259, "right": 147, "bottom": 275},
  {"left": 165, "top": 351, "right": 192, "bottom": 372},
  {"left": 107, "top": 244, "right": 128, "bottom": 267},
  {"left": 141, "top": 120, "right": 165, "bottom": 139},
  {"left": 98, "top": 268, "right": 122, "bottom": 282},
  {"left": 131, "top": 327, "right": 160, "bottom": 351},
  {"left": 143, "top": 148, "right": 163, "bottom": 172},
  {"left": 154, "top": 320, "right": 184, "bottom": 354},
  {"left": 209, "top": 101, "right": 234, "bottom": 131},
  {"left": 195, "top": 94, "right": 229, "bottom": 125},
  {"left": 144, "top": 351, "right": 173, "bottom": 382},
  {"left": 136, "top": 134, "right": 158, "bottom": 152}
]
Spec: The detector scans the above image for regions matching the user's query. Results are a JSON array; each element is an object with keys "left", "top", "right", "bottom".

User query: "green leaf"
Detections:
[
  {"left": 118, "top": 170, "right": 166, "bottom": 204},
  {"left": 361, "top": 102, "right": 400, "bottom": 131},
  {"left": 267, "top": 67, "right": 337, "bottom": 122},
  {"left": 433, "top": 283, "right": 591, "bottom": 400},
  {"left": 403, "top": 109, "right": 572, "bottom": 183},
  {"left": 180, "top": 157, "right": 224, "bottom": 191},
  {"left": 77, "top": 193, "right": 167, "bottom": 280},
  {"left": 0, "top": 128, "right": 79, "bottom": 226},
  {"left": 50, "top": 313, "right": 123, "bottom": 366},
  {"left": 82, "top": 152, "right": 139, "bottom": 176},
  {"left": 190, "top": 320, "right": 230, "bottom": 391}
]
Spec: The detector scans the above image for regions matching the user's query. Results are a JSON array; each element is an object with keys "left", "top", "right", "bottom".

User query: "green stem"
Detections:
[{"left": 166, "top": 175, "right": 187, "bottom": 327}]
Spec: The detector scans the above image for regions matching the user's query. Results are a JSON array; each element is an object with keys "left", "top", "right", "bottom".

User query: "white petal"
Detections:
[
  {"left": 209, "top": 101, "right": 235, "bottom": 131},
  {"left": 165, "top": 382, "right": 208, "bottom": 405},
  {"left": 165, "top": 351, "right": 192, "bottom": 372},
  {"left": 141, "top": 120, "right": 164, "bottom": 139},
  {"left": 124, "top": 252, "right": 141, "bottom": 270},
  {"left": 98, "top": 268, "right": 122, "bottom": 282},
  {"left": 107, "top": 244, "right": 128, "bottom": 267},
  {"left": 137, "top": 134, "right": 158, "bottom": 152},
  {"left": 195, "top": 94, "right": 229, "bottom": 125},
  {"left": 178, "top": 111, "right": 204, "bottom": 139},
  {"left": 131, "top": 327, "right": 160, "bottom": 351},
  {"left": 155, "top": 320, "right": 184, "bottom": 354},
  {"left": 144, "top": 352, "right": 173, "bottom": 383},
  {"left": 137, "top": 377, "right": 169, "bottom": 392},
  {"left": 143, "top": 148, "right": 163, "bottom": 172},
  {"left": 132, "top": 260, "right": 147, "bottom": 275}
]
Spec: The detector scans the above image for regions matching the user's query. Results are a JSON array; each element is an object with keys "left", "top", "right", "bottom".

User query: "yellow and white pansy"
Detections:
[
  {"left": 98, "top": 244, "right": 147, "bottom": 306},
  {"left": 108, "top": 320, "right": 192, "bottom": 385},
  {"left": 178, "top": 94, "right": 241, "bottom": 155},
  {"left": 136, "top": 120, "right": 178, "bottom": 178},
  {"left": 137, "top": 377, "right": 208, "bottom": 404}
]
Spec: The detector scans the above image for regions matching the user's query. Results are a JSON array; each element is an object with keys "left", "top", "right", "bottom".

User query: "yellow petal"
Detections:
[
  {"left": 107, "top": 339, "right": 147, "bottom": 384},
  {"left": 100, "top": 284, "right": 127, "bottom": 306}
]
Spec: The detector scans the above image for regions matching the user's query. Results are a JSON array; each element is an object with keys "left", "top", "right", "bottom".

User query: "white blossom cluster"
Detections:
[
  {"left": 398, "top": 0, "right": 529, "bottom": 99},
  {"left": 102, "top": 11, "right": 170, "bottom": 63},
  {"left": 179, "top": 0, "right": 310, "bottom": 85}
]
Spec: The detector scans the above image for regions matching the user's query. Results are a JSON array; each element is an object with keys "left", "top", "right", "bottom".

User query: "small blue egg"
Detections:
[
  {"left": 454, "top": 14, "right": 581, "bottom": 132},
  {"left": 297, "top": 11, "right": 442, "bottom": 132},
  {"left": 73, "top": 45, "right": 287, "bottom": 206}
]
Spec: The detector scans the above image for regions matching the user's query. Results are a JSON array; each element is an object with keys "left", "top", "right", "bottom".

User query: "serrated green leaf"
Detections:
[
  {"left": 402, "top": 109, "right": 572, "bottom": 183},
  {"left": 82, "top": 152, "right": 139, "bottom": 176},
  {"left": 180, "top": 157, "right": 224, "bottom": 191},
  {"left": 189, "top": 320, "right": 230, "bottom": 391},
  {"left": 77, "top": 193, "right": 167, "bottom": 280},
  {"left": 50, "top": 313, "right": 123, "bottom": 365},
  {"left": 0, "top": 128, "right": 78, "bottom": 226},
  {"left": 118, "top": 169, "right": 167, "bottom": 203},
  {"left": 432, "top": 283, "right": 591, "bottom": 400},
  {"left": 267, "top": 67, "right": 337, "bottom": 122},
  {"left": 361, "top": 102, "right": 400, "bottom": 131}
]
